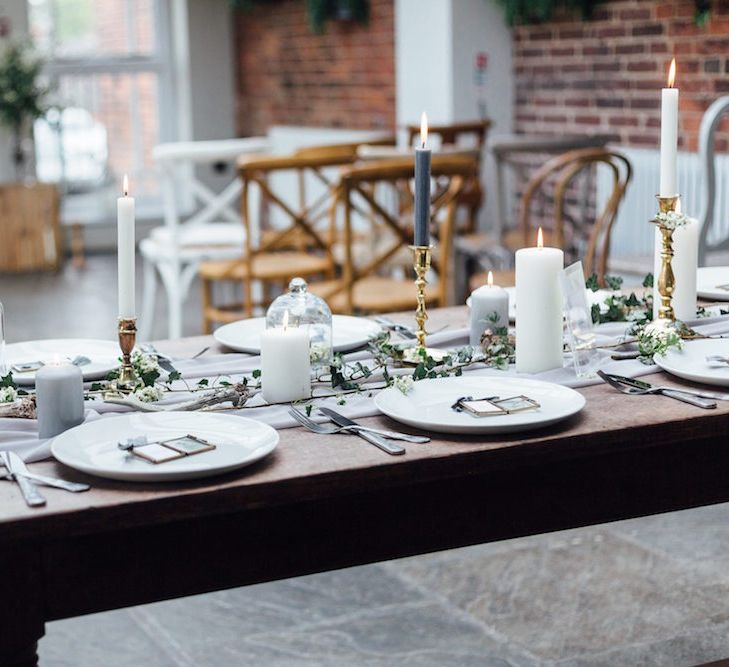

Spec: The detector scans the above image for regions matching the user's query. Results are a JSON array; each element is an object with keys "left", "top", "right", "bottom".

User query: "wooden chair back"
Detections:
[
  {"left": 324, "top": 154, "right": 479, "bottom": 312},
  {"left": 0, "top": 183, "right": 61, "bottom": 273},
  {"left": 518, "top": 147, "right": 632, "bottom": 284},
  {"left": 405, "top": 120, "right": 491, "bottom": 149}
]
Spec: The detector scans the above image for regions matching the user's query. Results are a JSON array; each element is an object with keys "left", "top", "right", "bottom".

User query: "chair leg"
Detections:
[
  {"left": 201, "top": 276, "right": 213, "bottom": 335},
  {"left": 70, "top": 223, "right": 85, "bottom": 269},
  {"left": 139, "top": 257, "right": 157, "bottom": 342}
]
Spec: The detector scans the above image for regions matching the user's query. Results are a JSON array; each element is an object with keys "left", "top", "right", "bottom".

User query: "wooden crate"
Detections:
[{"left": 0, "top": 182, "right": 61, "bottom": 272}]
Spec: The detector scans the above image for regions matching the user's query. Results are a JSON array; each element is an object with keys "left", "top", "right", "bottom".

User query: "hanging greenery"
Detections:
[
  {"left": 497, "top": 0, "right": 711, "bottom": 26},
  {"left": 231, "top": 0, "right": 369, "bottom": 33}
]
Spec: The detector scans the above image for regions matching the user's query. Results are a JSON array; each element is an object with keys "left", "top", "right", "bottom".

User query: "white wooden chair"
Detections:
[
  {"left": 139, "top": 137, "right": 268, "bottom": 340},
  {"left": 698, "top": 96, "right": 729, "bottom": 266}
]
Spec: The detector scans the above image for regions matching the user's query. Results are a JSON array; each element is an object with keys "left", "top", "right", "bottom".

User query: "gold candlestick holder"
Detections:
[
  {"left": 116, "top": 317, "right": 138, "bottom": 390},
  {"left": 402, "top": 245, "right": 447, "bottom": 365},
  {"left": 651, "top": 194, "right": 680, "bottom": 325}
]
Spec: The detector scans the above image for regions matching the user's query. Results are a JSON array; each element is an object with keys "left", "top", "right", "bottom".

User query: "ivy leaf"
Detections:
[
  {"left": 252, "top": 369, "right": 261, "bottom": 379},
  {"left": 585, "top": 273, "right": 599, "bottom": 292},
  {"left": 167, "top": 370, "right": 182, "bottom": 382},
  {"left": 643, "top": 273, "right": 654, "bottom": 288},
  {"left": 604, "top": 275, "right": 624, "bottom": 290}
]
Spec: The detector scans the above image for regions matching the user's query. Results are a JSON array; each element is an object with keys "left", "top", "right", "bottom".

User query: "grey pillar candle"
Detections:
[
  {"left": 414, "top": 111, "right": 431, "bottom": 247},
  {"left": 36, "top": 362, "right": 85, "bottom": 439}
]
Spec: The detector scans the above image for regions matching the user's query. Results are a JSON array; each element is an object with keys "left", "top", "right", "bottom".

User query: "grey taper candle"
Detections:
[
  {"left": 36, "top": 362, "right": 85, "bottom": 439},
  {"left": 414, "top": 112, "right": 431, "bottom": 247}
]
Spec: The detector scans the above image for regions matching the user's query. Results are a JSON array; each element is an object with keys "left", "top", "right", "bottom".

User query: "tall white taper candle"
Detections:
[
  {"left": 659, "top": 58, "right": 678, "bottom": 197},
  {"left": 117, "top": 174, "right": 136, "bottom": 319}
]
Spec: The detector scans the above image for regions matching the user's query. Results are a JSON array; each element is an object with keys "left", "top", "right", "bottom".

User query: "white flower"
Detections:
[
  {"left": 0, "top": 386, "right": 17, "bottom": 403},
  {"left": 653, "top": 211, "right": 695, "bottom": 230},
  {"left": 132, "top": 351, "right": 160, "bottom": 374},
  {"left": 133, "top": 385, "right": 163, "bottom": 403},
  {"left": 393, "top": 375, "right": 414, "bottom": 395}
]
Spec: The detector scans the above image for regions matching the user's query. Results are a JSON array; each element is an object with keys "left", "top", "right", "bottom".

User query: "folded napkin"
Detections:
[{"left": 7, "top": 314, "right": 729, "bottom": 463}]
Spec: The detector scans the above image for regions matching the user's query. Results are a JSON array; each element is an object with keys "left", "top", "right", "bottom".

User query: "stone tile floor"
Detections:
[{"left": 2, "top": 255, "right": 729, "bottom": 666}]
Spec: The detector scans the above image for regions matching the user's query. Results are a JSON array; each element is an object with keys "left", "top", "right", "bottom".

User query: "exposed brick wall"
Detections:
[
  {"left": 514, "top": 0, "right": 729, "bottom": 152},
  {"left": 235, "top": 0, "right": 395, "bottom": 136}
]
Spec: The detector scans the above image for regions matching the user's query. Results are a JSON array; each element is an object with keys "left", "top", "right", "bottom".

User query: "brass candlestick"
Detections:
[
  {"left": 117, "top": 317, "right": 138, "bottom": 390},
  {"left": 402, "top": 245, "right": 446, "bottom": 364},
  {"left": 652, "top": 194, "right": 680, "bottom": 324}
]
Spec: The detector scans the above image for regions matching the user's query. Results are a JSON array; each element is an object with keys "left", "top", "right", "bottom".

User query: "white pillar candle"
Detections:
[
  {"left": 469, "top": 271, "right": 509, "bottom": 346},
  {"left": 261, "top": 311, "right": 311, "bottom": 404},
  {"left": 118, "top": 174, "right": 136, "bottom": 319},
  {"left": 515, "top": 228, "right": 564, "bottom": 373},
  {"left": 36, "top": 359, "right": 85, "bottom": 439},
  {"left": 660, "top": 59, "right": 679, "bottom": 197},
  {"left": 652, "top": 215, "right": 698, "bottom": 322}
]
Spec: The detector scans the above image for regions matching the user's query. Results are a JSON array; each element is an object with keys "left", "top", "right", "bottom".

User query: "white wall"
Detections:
[
  {"left": 395, "top": 0, "right": 454, "bottom": 133},
  {"left": 0, "top": 0, "right": 29, "bottom": 183},
  {"left": 451, "top": 0, "right": 513, "bottom": 228},
  {"left": 395, "top": 0, "right": 514, "bottom": 228}
]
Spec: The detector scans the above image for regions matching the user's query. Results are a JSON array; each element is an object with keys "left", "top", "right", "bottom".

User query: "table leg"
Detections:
[
  {"left": 1, "top": 641, "right": 40, "bottom": 667},
  {"left": 0, "top": 548, "right": 45, "bottom": 667}
]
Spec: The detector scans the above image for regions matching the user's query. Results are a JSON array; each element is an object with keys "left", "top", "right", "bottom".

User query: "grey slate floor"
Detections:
[{"left": 3, "top": 255, "right": 729, "bottom": 666}]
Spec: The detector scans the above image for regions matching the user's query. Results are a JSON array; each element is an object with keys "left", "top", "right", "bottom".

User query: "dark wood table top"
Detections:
[{"left": 2, "top": 305, "right": 728, "bottom": 545}]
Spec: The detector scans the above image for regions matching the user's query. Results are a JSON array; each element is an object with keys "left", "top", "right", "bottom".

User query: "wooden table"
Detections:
[{"left": 4, "top": 307, "right": 729, "bottom": 665}]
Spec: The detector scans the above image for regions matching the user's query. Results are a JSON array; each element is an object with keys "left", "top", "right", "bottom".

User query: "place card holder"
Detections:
[
  {"left": 560, "top": 261, "right": 608, "bottom": 379},
  {"left": 119, "top": 434, "right": 216, "bottom": 464},
  {"left": 451, "top": 395, "right": 540, "bottom": 418},
  {"left": 11, "top": 360, "right": 44, "bottom": 374}
]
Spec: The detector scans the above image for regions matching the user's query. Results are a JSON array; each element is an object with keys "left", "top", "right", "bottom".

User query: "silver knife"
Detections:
[
  {"left": 4, "top": 451, "right": 90, "bottom": 492},
  {"left": 319, "top": 407, "right": 406, "bottom": 456},
  {"left": 1, "top": 452, "right": 46, "bottom": 507}
]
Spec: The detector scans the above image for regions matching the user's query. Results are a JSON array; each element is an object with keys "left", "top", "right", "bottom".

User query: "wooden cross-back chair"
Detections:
[
  {"left": 471, "top": 147, "right": 632, "bottom": 290},
  {"left": 309, "top": 154, "right": 479, "bottom": 315},
  {"left": 406, "top": 119, "right": 491, "bottom": 234},
  {"left": 199, "top": 151, "right": 359, "bottom": 331}
]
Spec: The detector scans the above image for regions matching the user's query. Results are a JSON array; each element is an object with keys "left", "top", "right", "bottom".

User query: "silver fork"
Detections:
[
  {"left": 288, "top": 408, "right": 430, "bottom": 443},
  {"left": 597, "top": 370, "right": 717, "bottom": 408}
]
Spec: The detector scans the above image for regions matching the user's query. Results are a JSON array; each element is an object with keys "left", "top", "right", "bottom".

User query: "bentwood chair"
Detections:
[
  {"left": 406, "top": 119, "right": 491, "bottom": 234},
  {"left": 469, "top": 147, "right": 632, "bottom": 291},
  {"left": 198, "top": 150, "right": 359, "bottom": 332},
  {"left": 309, "top": 154, "right": 479, "bottom": 314}
]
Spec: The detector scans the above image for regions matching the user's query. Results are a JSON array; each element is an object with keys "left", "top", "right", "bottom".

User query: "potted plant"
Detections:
[{"left": 0, "top": 42, "right": 48, "bottom": 180}]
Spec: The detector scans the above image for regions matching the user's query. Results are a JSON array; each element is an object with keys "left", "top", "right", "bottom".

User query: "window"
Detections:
[{"left": 29, "top": 0, "right": 176, "bottom": 216}]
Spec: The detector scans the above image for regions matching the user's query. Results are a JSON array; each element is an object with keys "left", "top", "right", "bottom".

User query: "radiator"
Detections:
[{"left": 597, "top": 146, "right": 729, "bottom": 262}]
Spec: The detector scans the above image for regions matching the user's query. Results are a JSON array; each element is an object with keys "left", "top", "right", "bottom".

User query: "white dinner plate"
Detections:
[
  {"left": 5, "top": 339, "right": 120, "bottom": 385},
  {"left": 213, "top": 315, "right": 381, "bottom": 354},
  {"left": 697, "top": 267, "right": 729, "bottom": 301},
  {"left": 654, "top": 338, "right": 729, "bottom": 387},
  {"left": 51, "top": 412, "right": 279, "bottom": 482},
  {"left": 374, "top": 375, "right": 585, "bottom": 434},
  {"left": 467, "top": 288, "right": 613, "bottom": 322}
]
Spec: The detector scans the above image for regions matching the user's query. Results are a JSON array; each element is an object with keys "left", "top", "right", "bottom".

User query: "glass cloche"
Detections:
[{"left": 265, "top": 278, "right": 333, "bottom": 369}]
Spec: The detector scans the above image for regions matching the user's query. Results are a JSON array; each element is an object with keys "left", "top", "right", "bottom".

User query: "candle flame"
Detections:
[
  {"left": 487, "top": 270, "right": 493, "bottom": 287},
  {"left": 282, "top": 310, "right": 289, "bottom": 331},
  {"left": 667, "top": 58, "right": 676, "bottom": 88},
  {"left": 123, "top": 174, "right": 129, "bottom": 197},
  {"left": 420, "top": 111, "right": 428, "bottom": 148},
  {"left": 537, "top": 227, "right": 544, "bottom": 248},
  {"left": 52, "top": 353, "right": 62, "bottom": 366}
]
